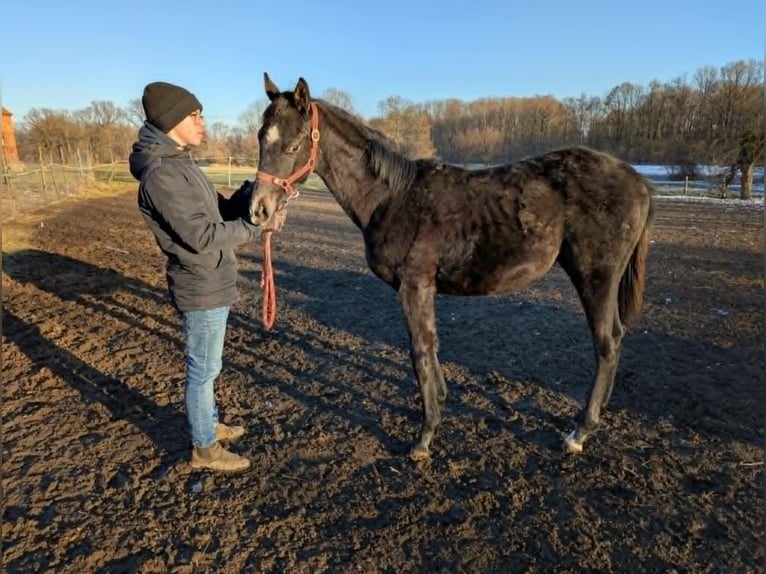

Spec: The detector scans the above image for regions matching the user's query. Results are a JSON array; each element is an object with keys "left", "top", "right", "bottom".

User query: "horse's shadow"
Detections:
[{"left": 253, "top": 251, "right": 763, "bottom": 450}]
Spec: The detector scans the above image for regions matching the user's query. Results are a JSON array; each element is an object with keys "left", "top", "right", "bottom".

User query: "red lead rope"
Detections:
[{"left": 260, "top": 230, "right": 277, "bottom": 330}]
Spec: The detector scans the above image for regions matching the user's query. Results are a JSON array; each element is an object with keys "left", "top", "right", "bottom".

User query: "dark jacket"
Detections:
[{"left": 129, "top": 122, "right": 257, "bottom": 312}]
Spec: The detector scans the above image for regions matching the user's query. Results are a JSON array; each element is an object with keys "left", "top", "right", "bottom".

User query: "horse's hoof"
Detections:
[
  {"left": 563, "top": 430, "right": 584, "bottom": 454},
  {"left": 409, "top": 445, "right": 430, "bottom": 461}
]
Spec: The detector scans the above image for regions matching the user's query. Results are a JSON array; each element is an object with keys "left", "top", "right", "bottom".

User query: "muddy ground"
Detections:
[{"left": 2, "top": 187, "right": 764, "bottom": 573}]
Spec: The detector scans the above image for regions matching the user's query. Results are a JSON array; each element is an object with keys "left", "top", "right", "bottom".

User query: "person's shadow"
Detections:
[
  {"left": 3, "top": 309, "right": 188, "bottom": 469},
  {"left": 3, "top": 249, "right": 192, "bottom": 469},
  {"left": 2, "top": 248, "right": 412, "bottom": 467}
]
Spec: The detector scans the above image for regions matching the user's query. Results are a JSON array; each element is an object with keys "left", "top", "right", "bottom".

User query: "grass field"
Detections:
[{"left": 98, "top": 164, "right": 329, "bottom": 192}]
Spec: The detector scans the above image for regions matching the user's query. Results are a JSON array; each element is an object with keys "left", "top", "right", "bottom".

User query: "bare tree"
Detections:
[
  {"left": 321, "top": 87, "right": 357, "bottom": 115},
  {"left": 125, "top": 98, "right": 145, "bottom": 128},
  {"left": 704, "top": 60, "right": 764, "bottom": 194},
  {"left": 376, "top": 95, "right": 412, "bottom": 142},
  {"left": 22, "top": 108, "right": 81, "bottom": 163},
  {"left": 238, "top": 100, "right": 269, "bottom": 134},
  {"left": 224, "top": 127, "right": 259, "bottom": 166},
  {"left": 428, "top": 99, "right": 469, "bottom": 162},
  {"left": 563, "top": 94, "right": 599, "bottom": 145},
  {"left": 208, "top": 122, "right": 232, "bottom": 142},
  {"left": 600, "top": 82, "right": 646, "bottom": 158},
  {"left": 73, "top": 101, "right": 130, "bottom": 163},
  {"left": 199, "top": 122, "right": 234, "bottom": 161},
  {"left": 737, "top": 129, "right": 764, "bottom": 199},
  {"left": 373, "top": 96, "right": 435, "bottom": 158}
]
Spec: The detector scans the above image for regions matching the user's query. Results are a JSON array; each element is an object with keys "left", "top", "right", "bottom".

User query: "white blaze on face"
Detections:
[{"left": 265, "top": 125, "right": 281, "bottom": 145}]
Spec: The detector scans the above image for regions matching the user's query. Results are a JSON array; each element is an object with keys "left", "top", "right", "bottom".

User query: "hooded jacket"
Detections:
[{"left": 129, "top": 122, "right": 258, "bottom": 312}]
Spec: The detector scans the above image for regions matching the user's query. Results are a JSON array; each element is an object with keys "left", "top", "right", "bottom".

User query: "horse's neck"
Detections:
[{"left": 314, "top": 107, "right": 389, "bottom": 229}]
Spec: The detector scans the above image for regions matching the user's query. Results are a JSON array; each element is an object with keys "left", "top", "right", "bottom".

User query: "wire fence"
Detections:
[{"left": 0, "top": 157, "right": 262, "bottom": 222}]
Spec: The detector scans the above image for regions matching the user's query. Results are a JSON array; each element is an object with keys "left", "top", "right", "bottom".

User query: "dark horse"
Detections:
[{"left": 250, "top": 74, "right": 654, "bottom": 459}]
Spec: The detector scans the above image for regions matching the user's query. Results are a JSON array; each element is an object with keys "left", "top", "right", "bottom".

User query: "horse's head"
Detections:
[{"left": 249, "top": 73, "right": 319, "bottom": 226}]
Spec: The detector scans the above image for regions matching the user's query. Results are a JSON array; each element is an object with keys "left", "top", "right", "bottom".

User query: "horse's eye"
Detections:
[{"left": 287, "top": 144, "right": 300, "bottom": 154}]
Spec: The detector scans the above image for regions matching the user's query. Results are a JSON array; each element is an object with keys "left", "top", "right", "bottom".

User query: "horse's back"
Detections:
[
  {"left": 527, "top": 146, "right": 653, "bottom": 243},
  {"left": 429, "top": 146, "right": 651, "bottom": 214},
  {"left": 535, "top": 146, "right": 651, "bottom": 208},
  {"left": 373, "top": 146, "right": 652, "bottom": 296},
  {"left": 427, "top": 146, "right": 652, "bottom": 245}
]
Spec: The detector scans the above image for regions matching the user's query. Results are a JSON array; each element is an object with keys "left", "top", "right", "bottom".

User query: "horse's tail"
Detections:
[{"left": 618, "top": 197, "right": 654, "bottom": 328}]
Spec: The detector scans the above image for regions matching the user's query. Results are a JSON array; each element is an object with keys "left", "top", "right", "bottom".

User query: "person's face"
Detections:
[{"left": 167, "top": 109, "right": 205, "bottom": 147}]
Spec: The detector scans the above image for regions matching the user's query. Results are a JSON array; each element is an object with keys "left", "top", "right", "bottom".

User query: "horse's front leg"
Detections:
[{"left": 398, "top": 282, "right": 446, "bottom": 460}]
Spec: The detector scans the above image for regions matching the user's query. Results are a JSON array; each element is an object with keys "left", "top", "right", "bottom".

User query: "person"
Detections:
[{"left": 129, "top": 81, "right": 274, "bottom": 473}]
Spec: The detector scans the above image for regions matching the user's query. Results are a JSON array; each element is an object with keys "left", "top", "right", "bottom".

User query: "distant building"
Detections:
[{"left": 2, "top": 107, "right": 20, "bottom": 165}]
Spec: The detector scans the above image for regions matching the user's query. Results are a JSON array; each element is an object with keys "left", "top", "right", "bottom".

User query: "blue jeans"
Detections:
[{"left": 181, "top": 306, "right": 229, "bottom": 448}]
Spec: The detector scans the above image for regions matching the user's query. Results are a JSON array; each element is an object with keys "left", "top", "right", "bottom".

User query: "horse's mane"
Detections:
[
  {"left": 362, "top": 138, "right": 418, "bottom": 195},
  {"left": 316, "top": 99, "right": 419, "bottom": 195}
]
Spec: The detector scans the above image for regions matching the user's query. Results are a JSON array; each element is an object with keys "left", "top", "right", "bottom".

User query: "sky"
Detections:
[{"left": 2, "top": 0, "right": 763, "bottom": 127}]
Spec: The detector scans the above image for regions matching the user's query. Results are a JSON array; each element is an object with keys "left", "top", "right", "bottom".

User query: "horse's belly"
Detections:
[
  {"left": 485, "top": 259, "right": 554, "bottom": 293},
  {"left": 437, "top": 246, "right": 559, "bottom": 296}
]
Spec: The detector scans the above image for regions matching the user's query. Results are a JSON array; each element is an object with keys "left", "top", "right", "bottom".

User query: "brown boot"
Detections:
[
  {"left": 215, "top": 423, "right": 246, "bottom": 444},
  {"left": 190, "top": 443, "right": 250, "bottom": 473}
]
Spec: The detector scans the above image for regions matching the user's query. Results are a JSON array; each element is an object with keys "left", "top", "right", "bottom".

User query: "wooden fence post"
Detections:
[
  {"left": 38, "top": 145, "right": 49, "bottom": 201},
  {"left": 48, "top": 158, "right": 61, "bottom": 199},
  {"left": 76, "top": 148, "right": 84, "bottom": 183},
  {"left": 60, "top": 160, "right": 69, "bottom": 194}
]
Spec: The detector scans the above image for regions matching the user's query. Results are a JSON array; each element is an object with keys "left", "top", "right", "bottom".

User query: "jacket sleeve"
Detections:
[
  {"left": 218, "top": 180, "right": 253, "bottom": 221},
  {"left": 142, "top": 168, "right": 259, "bottom": 254}
]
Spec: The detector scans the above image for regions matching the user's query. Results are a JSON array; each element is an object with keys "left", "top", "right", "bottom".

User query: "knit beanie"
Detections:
[{"left": 141, "top": 81, "right": 202, "bottom": 133}]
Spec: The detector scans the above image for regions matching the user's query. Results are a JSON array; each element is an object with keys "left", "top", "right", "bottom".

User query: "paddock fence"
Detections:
[
  {"left": 0, "top": 157, "right": 261, "bottom": 223},
  {"left": 2, "top": 155, "right": 761, "bottom": 224}
]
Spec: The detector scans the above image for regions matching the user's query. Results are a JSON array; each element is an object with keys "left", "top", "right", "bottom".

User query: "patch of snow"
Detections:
[{"left": 654, "top": 194, "right": 764, "bottom": 211}]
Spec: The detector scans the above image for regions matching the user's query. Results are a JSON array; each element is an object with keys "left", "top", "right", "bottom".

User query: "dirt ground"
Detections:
[{"left": 2, "top": 186, "right": 764, "bottom": 573}]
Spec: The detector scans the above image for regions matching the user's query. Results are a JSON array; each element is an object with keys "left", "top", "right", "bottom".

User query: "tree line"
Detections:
[{"left": 10, "top": 58, "right": 763, "bottom": 197}]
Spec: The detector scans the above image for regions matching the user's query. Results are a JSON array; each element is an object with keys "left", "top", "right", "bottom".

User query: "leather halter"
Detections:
[{"left": 255, "top": 101, "right": 320, "bottom": 199}]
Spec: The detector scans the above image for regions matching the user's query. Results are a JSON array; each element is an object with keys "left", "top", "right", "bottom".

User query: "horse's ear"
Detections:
[
  {"left": 264, "top": 72, "right": 280, "bottom": 101},
  {"left": 294, "top": 77, "right": 311, "bottom": 116}
]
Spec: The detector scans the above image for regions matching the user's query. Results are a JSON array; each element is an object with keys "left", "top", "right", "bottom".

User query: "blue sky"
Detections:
[{"left": 2, "top": 0, "right": 763, "bottom": 126}]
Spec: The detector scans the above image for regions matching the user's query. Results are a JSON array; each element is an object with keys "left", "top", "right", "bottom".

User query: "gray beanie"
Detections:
[{"left": 141, "top": 81, "right": 202, "bottom": 133}]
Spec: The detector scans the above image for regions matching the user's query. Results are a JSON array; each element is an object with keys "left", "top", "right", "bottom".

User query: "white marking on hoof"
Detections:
[
  {"left": 409, "top": 445, "right": 430, "bottom": 461},
  {"left": 563, "top": 430, "right": 583, "bottom": 454}
]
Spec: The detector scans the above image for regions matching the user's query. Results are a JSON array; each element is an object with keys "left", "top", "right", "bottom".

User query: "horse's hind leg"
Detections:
[
  {"left": 398, "top": 282, "right": 447, "bottom": 460},
  {"left": 600, "top": 312, "right": 624, "bottom": 408},
  {"left": 564, "top": 282, "right": 625, "bottom": 454}
]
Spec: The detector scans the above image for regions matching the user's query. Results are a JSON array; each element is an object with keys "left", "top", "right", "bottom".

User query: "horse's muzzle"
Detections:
[
  {"left": 249, "top": 200, "right": 268, "bottom": 226},
  {"left": 248, "top": 186, "right": 270, "bottom": 226},
  {"left": 250, "top": 183, "right": 292, "bottom": 227}
]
